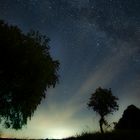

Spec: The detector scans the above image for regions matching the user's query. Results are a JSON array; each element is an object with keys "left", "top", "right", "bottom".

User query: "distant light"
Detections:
[{"left": 44, "top": 128, "right": 74, "bottom": 139}]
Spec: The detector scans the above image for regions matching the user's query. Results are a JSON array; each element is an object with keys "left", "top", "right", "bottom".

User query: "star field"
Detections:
[{"left": 0, "top": 0, "right": 140, "bottom": 139}]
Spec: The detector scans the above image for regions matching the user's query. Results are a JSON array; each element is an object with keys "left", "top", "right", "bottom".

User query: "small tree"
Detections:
[{"left": 88, "top": 87, "right": 119, "bottom": 133}]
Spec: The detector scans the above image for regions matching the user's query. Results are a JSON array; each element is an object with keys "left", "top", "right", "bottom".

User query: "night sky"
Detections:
[{"left": 0, "top": 0, "right": 140, "bottom": 139}]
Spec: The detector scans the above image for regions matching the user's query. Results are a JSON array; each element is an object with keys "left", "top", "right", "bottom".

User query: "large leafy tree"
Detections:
[
  {"left": 88, "top": 87, "right": 119, "bottom": 133},
  {"left": 0, "top": 20, "right": 59, "bottom": 129}
]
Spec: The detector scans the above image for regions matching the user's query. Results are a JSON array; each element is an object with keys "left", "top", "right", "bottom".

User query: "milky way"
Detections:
[{"left": 0, "top": 0, "right": 140, "bottom": 139}]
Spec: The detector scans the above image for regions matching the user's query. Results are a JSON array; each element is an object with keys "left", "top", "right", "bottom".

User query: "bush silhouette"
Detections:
[{"left": 115, "top": 104, "right": 140, "bottom": 130}]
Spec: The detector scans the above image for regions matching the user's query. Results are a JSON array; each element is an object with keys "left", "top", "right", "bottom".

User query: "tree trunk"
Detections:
[{"left": 99, "top": 117, "right": 104, "bottom": 133}]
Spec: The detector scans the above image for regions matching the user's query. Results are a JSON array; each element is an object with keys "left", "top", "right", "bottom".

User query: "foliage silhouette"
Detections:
[
  {"left": 87, "top": 87, "right": 119, "bottom": 133},
  {"left": 0, "top": 20, "right": 59, "bottom": 129},
  {"left": 115, "top": 104, "right": 140, "bottom": 130}
]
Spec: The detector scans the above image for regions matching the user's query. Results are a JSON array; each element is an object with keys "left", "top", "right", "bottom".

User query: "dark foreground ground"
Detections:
[
  {"left": 63, "top": 130, "right": 140, "bottom": 140},
  {"left": 1, "top": 130, "right": 140, "bottom": 140}
]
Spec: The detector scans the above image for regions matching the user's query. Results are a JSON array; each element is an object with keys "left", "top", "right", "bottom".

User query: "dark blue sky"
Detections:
[{"left": 0, "top": 0, "right": 140, "bottom": 139}]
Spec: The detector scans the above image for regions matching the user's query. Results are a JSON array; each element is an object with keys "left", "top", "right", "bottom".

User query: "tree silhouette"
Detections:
[
  {"left": 88, "top": 87, "right": 119, "bottom": 133},
  {"left": 0, "top": 20, "right": 59, "bottom": 129}
]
